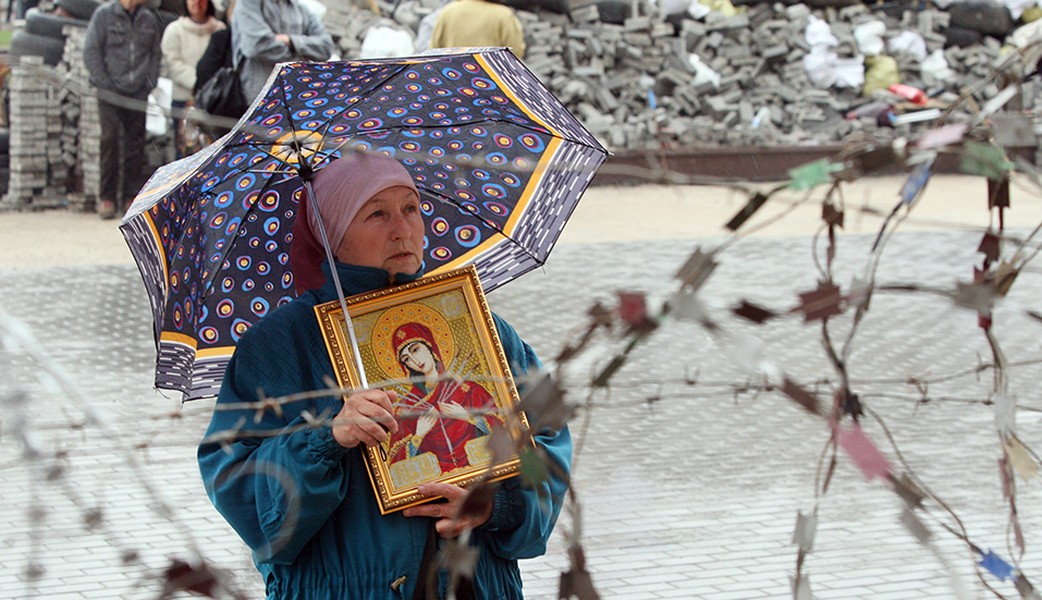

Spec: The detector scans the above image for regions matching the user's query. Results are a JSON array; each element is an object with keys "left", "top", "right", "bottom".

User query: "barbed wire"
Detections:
[{"left": 6, "top": 34, "right": 1042, "bottom": 599}]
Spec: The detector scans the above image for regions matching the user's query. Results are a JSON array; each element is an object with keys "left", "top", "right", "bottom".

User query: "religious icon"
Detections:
[{"left": 315, "top": 265, "right": 531, "bottom": 514}]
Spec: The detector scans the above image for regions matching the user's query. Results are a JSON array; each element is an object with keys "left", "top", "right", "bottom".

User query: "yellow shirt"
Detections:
[{"left": 431, "top": 0, "right": 526, "bottom": 59}]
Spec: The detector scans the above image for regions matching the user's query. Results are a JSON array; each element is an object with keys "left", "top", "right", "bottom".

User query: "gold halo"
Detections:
[{"left": 371, "top": 303, "right": 455, "bottom": 382}]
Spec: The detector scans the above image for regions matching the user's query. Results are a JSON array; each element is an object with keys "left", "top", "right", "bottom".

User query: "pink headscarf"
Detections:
[{"left": 290, "top": 153, "right": 420, "bottom": 294}]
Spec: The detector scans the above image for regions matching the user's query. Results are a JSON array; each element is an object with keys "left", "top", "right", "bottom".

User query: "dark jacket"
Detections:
[
  {"left": 82, "top": 1, "right": 163, "bottom": 99},
  {"left": 194, "top": 27, "right": 232, "bottom": 95},
  {"left": 198, "top": 262, "right": 572, "bottom": 599}
]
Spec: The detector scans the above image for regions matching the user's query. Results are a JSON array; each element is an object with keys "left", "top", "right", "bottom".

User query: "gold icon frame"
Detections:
[{"left": 315, "top": 265, "right": 530, "bottom": 514}]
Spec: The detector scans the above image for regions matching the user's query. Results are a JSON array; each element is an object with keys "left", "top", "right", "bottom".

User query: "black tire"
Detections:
[
  {"left": 803, "top": 0, "right": 861, "bottom": 6},
  {"left": 25, "top": 8, "right": 87, "bottom": 40},
  {"left": 948, "top": 1, "right": 1014, "bottom": 37},
  {"left": 500, "top": 0, "right": 570, "bottom": 15},
  {"left": 56, "top": 0, "right": 101, "bottom": 20},
  {"left": 591, "top": 0, "right": 629, "bottom": 24},
  {"left": 943, "top": 25, "right": 983, "bottom": 48},
  {"left": 8, "top": 30, "right": 66, "bottom": 67},
  {"left": 15, "top": 0, "right": 41, "bottom": 20},
  {"left": 871, "top": 1, "right": 911, "bottom": 18}
]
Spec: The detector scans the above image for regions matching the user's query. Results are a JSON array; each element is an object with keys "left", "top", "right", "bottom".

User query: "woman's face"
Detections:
[
  {"left": 399, "top": 341, "right": 436, "bottom": 376},
  {"left": 335, "top": 186, "right": 424, "bottom": 276},
  {"left": 186, "top": 0, "right": 208, "bottom": 21}
]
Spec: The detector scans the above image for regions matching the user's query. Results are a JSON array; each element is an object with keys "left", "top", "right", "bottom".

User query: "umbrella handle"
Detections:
[{"left": 303, "top": 180, "right": 370, "bottom": 390}]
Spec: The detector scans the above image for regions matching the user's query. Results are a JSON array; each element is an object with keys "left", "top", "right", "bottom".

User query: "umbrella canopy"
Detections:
[{"left": 120, "top": 48, "right": 607, "bottom": 400}]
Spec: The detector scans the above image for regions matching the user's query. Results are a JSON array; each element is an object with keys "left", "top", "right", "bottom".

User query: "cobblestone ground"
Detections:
[{"left": 3, "top": 228, "right": 1042, "bottom": 599}]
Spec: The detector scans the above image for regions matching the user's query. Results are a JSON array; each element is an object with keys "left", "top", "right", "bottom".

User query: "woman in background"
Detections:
[
  {"left": 161, "top": 0, "right": 225, "bottom": 156},
  {"left": 194, "top": 0, "right": 236, "bottom": 95}
]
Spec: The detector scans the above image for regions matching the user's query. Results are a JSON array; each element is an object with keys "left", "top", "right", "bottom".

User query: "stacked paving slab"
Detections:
[
  {"left": 5, "top": 18, "right": 167, "bottom": 213},
  {"left": 3, "top": 56, "right": 65, "bottom": 209},
  {"left": 59, "top": 25, "right": 101, "bottom": 212}
]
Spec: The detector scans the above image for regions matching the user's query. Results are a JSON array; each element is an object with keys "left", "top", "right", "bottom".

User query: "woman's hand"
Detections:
[
  {"left": 402, "top": 483, "right": 493, "bottom": 539},
  {"left": 332, "top": 389, "right": 398, "bottom": 448}
]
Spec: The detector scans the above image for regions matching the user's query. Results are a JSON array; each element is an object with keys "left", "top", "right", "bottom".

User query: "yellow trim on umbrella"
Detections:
[
  {"left": 196, "top": 346, "right": 235, "bottom": 358},
  {"left": 160, "top": 331, "right": 198, "bottom": 348},
  {"left": 144, "top": 210, "right": 170, "bottom": 296},
  {"left": 501, "top": 136, "right": 560, "bottom": 233},
  {"left": 159, "top": 331, "right": 235, "bottom": 358},
  {"left": 474, "top": 53, "right": 558, "bottom": 137},
  {"left": 426, "top": 136, "right": 562, "bottom": 276}
]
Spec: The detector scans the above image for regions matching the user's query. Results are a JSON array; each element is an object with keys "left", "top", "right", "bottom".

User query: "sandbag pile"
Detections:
[{"left": 319, "top": 0, "right": 1041, "bottom": 151}]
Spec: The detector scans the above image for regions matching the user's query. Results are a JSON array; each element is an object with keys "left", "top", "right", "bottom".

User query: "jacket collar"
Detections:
[
  {"left": 315, "top": 262, "right": 424, "bottom": 301},
  {"left": 178, "top": 15, "right": 223, "bottom": 34}
]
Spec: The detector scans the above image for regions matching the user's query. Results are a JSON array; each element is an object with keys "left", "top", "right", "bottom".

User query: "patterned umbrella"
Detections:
[{"left": 120, "top": 48, "right": 607, "bottom": 400}]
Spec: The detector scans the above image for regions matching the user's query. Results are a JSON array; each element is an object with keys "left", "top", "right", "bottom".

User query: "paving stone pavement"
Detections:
[{"left": 3, "top": 228, "right": 1042, "bottom": 599}]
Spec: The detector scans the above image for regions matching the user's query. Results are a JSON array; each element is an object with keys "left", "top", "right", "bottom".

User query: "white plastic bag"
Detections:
[
  {"left": 360, "top": 25, "right": 416, "bottom": 59},
  {"left": 834, "top": 56, "right": 865, "bottom": 89},
  {"left": 853, "top": 20, "right": 886, "bottom": 56},
  {"left": 687, "top": 1, "right": 711, "bottom": 18},
  {"left": 805, "top": 16, "right": 838, "bottom": 48},
  {"left": 660, "top": 0, "right": 693, "bottom": 16},
  {"left": 921, "top": 49, "right": 956, "bottom": 84},
  {"left": 803, "top": 46, "right": 837, "bottom": 88},
  {"left": 688, "top": 53, "right": 721, "bottom": 89},
  {"left": 146, "top": 77, "right": 173, "bottom": 138},
  {"left": 887, "top": 31, "right": 927, "bottom": 62}
]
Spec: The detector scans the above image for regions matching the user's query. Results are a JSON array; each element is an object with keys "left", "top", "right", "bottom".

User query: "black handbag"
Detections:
[{"left": 194, "top": 59, "right": 247, "bottom": 121}]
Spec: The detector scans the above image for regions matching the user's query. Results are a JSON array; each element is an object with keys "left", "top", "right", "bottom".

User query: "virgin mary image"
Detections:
[{"left": 385, "top": 321, "right": 503, "bottom": 474}]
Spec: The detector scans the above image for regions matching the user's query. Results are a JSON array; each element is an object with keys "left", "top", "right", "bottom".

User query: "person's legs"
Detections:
[
  {"left": 119, "top": 100, "right": 149, "bottom": 212},
  {"left": 96, "top": 97, "right": 122, "bottom": 219},
  {"left": 171, "top": 99, "right": 186, "bottom": 159}
]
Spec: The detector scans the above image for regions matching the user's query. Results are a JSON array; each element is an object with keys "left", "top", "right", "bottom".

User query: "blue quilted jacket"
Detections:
[{"left": 198, "top": 262, "right": 572, "bottom": 599}]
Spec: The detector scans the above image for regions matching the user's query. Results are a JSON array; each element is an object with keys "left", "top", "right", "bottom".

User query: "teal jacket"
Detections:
[{"left": 198, "top": 263, "right": 572, "bottom": 599}]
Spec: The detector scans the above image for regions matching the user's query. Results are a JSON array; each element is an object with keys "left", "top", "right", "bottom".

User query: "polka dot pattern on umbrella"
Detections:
[{"left": 121, "top": 49, "right": 607, "bottom": 399}]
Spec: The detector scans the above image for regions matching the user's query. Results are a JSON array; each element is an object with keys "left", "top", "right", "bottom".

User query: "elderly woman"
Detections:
[{"left": 197, "top": 152, "right": 571, "bottom": 600}]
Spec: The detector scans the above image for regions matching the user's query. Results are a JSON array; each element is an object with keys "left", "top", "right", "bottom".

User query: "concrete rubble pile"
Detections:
[
  {"left": 4, "top": 0, "right": 1037, "bottom": 212},
  {"left": 321, "top": 0, "right": 1041, "bottom": 151},
  {"left": 3, "top": 56, "right": 65, "bottom": 209}
]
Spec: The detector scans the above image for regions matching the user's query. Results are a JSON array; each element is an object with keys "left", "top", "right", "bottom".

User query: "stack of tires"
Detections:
[{"left": 7, "top": 0, "right": 100, "bottom": 67}]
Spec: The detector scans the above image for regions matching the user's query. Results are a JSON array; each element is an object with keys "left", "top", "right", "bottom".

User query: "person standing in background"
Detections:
[
  {"left": 83, "top": 0, "right": 163, "bottom": 220},
  {"left": 231, "top": 0, "right": 334, "bottom": 105},
  {"left": 430, "top": 0, "right": 526, "bottom": 59},
  {"left": 161, "top": 0, "right": 226, "bottom": 157},
  {"left": 195, "top": 0, "right": 237, "bottom": 95}
]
